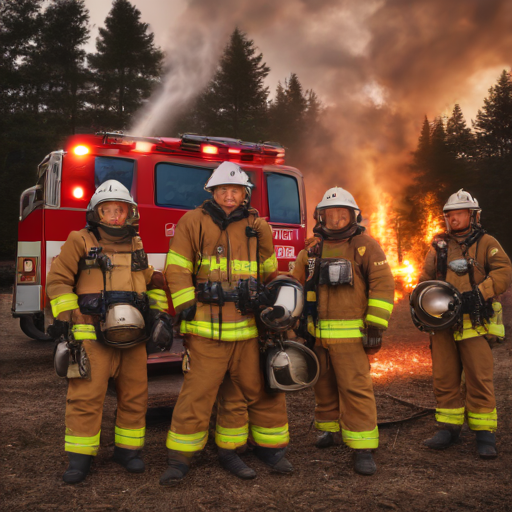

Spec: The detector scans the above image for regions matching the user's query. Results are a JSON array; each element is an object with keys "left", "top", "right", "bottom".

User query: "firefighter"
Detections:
[
  {"left": 46, "top": 180, "right": 170, "bottom": 484},
  {"left": 160, "top": 161, "right": 291, "bottom": 485},
  {"left": 416, "top": 189, "right": 511, "bottom": 458},
  {"left": 291, "top": 187, "right": 395, "bottom": 476}
]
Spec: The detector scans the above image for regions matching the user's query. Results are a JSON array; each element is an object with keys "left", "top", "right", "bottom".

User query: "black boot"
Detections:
[
  {"left": 159, "top": 450, "right": 192, "bottom": 486},
  {"left": 112, "top": 446, "right": 145, "bottom": 473},
  {"left": 315, "top": 431, "right": 342, "bottom": 449},
  {"left": 254, "top": 446, "right": 293, "bottom": 474},
  {"left": 218, "top": 448, "right": 256, "bottom": 479},
  {"left": 354, "top": 450, "right": 377, "bottom": 476},
  {"left": 63, "top": 452, "right": 93, "bottom": 484},
  {"left": 476, "top": 431, "right": 497, "bottom": 459},
  {"left": 424, "top": 426, "right": 461, "bottom": 450}
]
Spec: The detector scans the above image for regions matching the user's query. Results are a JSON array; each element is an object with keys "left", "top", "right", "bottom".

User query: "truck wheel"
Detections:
[{"left": 19, "top": 315, "right": 52, "bottom": 341}]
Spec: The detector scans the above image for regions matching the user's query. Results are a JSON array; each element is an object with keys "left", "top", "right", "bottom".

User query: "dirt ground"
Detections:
[{"left": 1, "top": 289, "right": 511, "bottom": 512}]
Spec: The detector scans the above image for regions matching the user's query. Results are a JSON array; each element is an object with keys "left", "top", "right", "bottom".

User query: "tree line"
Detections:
[
  {"left": 0, "top": 0, "right": 322, "bottom": 258},
  {"left": 404, "top": 70, "right": 512, "bottom": 256}
]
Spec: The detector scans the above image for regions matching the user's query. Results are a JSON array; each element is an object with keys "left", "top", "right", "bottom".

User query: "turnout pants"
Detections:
[
  {"left": 167, "top": 335, "right": 289, "bottom": 453},
  {"left": 65, "top": 338, "right": 148, "bottom": 455},
  {"left": 313, "top": 341, "right": 379, "bottom": 449},
  {"left": 430, "top": 329, "right": 497, "bottom": 431}
]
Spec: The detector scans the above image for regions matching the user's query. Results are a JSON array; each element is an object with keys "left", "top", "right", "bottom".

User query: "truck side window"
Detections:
[
  {"left": 266, "top": 173, "right": 300, "bottom": 224},
  {"left": 95, "top": 157, "right": 134, "bottom": 192},
  {"left": 155, "top": 163, "right": 211, "bottom": 209}
]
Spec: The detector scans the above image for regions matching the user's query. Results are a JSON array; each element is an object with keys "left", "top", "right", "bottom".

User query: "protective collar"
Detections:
[{"left": 202, "top": 199, "right": 253, "bottom": 230}]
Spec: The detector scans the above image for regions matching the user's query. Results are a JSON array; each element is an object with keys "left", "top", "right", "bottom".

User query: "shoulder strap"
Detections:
[{"left": 432, "top": 233, "right": 450, "bottom": 281}]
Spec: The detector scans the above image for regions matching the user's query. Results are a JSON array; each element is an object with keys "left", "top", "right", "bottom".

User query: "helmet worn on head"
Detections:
[
  {"left": 264, "top": 340, "right": 320, "bottom": 392},
  {"left": 260, "top": 276, "right": 304, "bottom": 332},
  {"left": 86, "top": 180, "right": 139, "bottom": 236},
  {"left": 443, "top": 189, "right": 480, "bottom": 212},
  {"left": 204, "top": 161, "right": 254, "bottom": 194},
  {"left": 410, "top": 280, "right": 462, "bottom": 332}
]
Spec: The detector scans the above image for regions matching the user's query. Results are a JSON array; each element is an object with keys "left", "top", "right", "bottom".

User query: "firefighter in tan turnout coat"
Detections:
[
  {"left": 160, "top": 162, "right": 291, "bottom": 485},
  {"left": 46, "top": 180, "right": 168, "bottom": 484},
  {"left": 291, "top": 187, "right": 394, "bottom": 476},
  {"left": 417, "top": 189, "right": 511, "bottom": 458}
]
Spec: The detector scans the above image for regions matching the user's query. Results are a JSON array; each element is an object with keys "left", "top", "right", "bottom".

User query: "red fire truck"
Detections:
[{"left": 12, "top": 132, "right": 307, "bottom": 362}]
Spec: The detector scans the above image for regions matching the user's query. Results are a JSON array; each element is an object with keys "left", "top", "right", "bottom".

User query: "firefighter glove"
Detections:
[
  {"left": 47, "top": 320, "right": 70, "bottom": 341},
  {"left": 363, "top": 326, "right": 383, "bottom": 354},
  {"left": 149, "top": 311, "right": 174, "bottom": 352},
  {"left": 461, "top": 286, "right": 493, "bottom": 327}
]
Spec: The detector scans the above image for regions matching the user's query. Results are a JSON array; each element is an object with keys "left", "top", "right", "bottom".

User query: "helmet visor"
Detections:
[{"left": 97, "top": 200, "right": 138, "bottom": 228}]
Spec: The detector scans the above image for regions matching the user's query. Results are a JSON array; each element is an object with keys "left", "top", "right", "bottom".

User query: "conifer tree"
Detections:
[
  {"left": 446, "top": 104, "right": 474, "bottom": 158},
  {"left": 474, "top": 70, "right": 512, "bottom": 157},
  {"left": 87, "top": 0, "right": 163, "bottom": 129}
]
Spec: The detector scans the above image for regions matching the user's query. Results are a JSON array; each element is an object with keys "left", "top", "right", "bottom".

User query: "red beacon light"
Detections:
[
  {"left": 73, "top": 145, "right": 89, "bottom": 156},
  {"left": 134, "top": 141, "right": 155, "bottom": 152},
  {"left": 201, "top": 144, "right": 218, "bottom": 155},
  {"left": 72, "top": 186, "right": 85, "bottom": 199},
  {"left": 228, "top": 148, "right": 241, "bottom": 155}
]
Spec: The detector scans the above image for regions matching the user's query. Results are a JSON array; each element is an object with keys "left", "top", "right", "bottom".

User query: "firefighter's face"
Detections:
[
  {"left": 324, "top": 208, "right": 351, "bottom": 230},
  {"left": 213, "top": 185, "right": 246, "bottom": 214},
  {"left": 98, "top": 201, "right": 129, "bottom": 226},
  {"left": 445, "top": 209, "right": 471, "bottom": 232}
]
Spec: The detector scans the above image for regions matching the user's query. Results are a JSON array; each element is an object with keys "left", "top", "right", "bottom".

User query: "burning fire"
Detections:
[{"left": 368, "top": 191, "right": 443, "bottom": 302}]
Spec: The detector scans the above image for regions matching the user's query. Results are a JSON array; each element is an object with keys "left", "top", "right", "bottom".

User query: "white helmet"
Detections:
[
  {"left": 86, "top": 180, "right": 139, "bottom": 235},
  {"left": 443, "top": 189, "right": 480, "bottom": 212},
  {"left": 204, "top": 161, "right": 254, "bottom": 193},
  {"left": 316, "top": 187, "right": 360, "bottom": 213}
]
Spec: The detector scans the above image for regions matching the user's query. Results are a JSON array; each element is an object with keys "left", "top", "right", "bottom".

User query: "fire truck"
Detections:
[{"left": 12, "top": 132, "right": 307, "bottom": 363}]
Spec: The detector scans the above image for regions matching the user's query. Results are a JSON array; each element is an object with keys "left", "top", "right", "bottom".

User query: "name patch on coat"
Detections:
[{"left": 374, "top": 260, "right": 388, "bottom": 266}]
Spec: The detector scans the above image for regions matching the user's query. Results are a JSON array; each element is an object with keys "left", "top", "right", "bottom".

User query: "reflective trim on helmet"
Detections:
[
  {"left": 368, "top": 299, "right": 394, "bottom": 313},
  {"left": 166, "top": 430, "right": 208, "bottom": 452},
  {"left": 261, "top": 253, "right": 278, "bottom": 275},
  {"left": 65, "top": 430, "right": 101, "bottom": 456},
  {"left": 315, "top": 420, "right": 341, "bottom": 433},
  {"left": 50, "top": 293, "right": 79, "bottom": 317},
  {"left": 180, "top": 318, "right": 258, "bottom": 341},
  {"left": 453, "top": 307, "right": 505, "bottom": 341},
  {"left": 309, "top": 319, "right": 364, "bottom": 339},
  {"left": 171, "top": 287, "right": 196, "bottom": 308},
  {"left": 365, "top": 314, "right": 388, "bottom": 329},
  {"left": 342, "top": 426, "right": 379, "bottom": 449},
  {"left": 467, "top": 408, "right": 497, "bottom": 432},
  {"left": 435, "top": 407, "right": 465, "bottom": 425},
  {"left": 115, "top": 425, "right": 145, "bottom": 448},
  {"left": 166, "top": 250, "right": 193, "bottom": 272},
  {"left": 146, "top": 289, "right": 168, "bottom": 311},
  {"left": 215, "top": 423, "right": 249, "bottom": 449},
  {"left": 71, "top": 324, "right": 96, "bottom": 341},
  {"left": 250, "top": 423, "right": 289, "bottom": 448}
]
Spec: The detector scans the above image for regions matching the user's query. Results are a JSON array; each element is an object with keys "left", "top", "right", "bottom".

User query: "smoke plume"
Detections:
[{"left": 131, "top": 0, "right": 512, "bottom": 220}]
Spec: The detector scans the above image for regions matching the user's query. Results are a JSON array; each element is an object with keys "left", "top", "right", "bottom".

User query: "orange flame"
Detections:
[{"left": 368, "top": 191, "right": 443, "bottom": 302}]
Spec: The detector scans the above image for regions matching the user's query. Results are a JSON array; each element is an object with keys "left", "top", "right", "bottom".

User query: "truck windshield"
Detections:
[
  {"left": 95, "top": 157, "right": 134, "bottom": 192},
  {"left": 155, "top": 163, "right": 212, "bottom": 209},
  {"left": 266, "top": 173, "right": 300, "bottom": 224}
]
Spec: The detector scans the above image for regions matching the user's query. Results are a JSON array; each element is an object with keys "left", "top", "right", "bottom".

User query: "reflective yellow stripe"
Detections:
[
  {"left": 310, "top": 319, "right": 364, "bottom": 339},
  {"left": 435, "top": 407, "right": 465, "bottom": 425},
  {"left": 342, "top": 426, "right": 379, "bottom": 449},
  {"left": 115, "top": 426, "right": 145, "bottom": 448},
  {"left": 71, "top": 324, "right": 96, "bottom": 341},
  {"left": 262, "top": 253, "right": 278, "bottom": 275},
  {"left": 365, "top": 314, "right": 389, "bottom": 329},
  {"left": 146, "top": 289, "right": 168, "bottom": 311},
  {"left": 171, "top": 287, "right": 195, "bottom": 308},
  {"left": 65, "top": 430, "right": 101, "bottom": 456},
  {"left": 315, "top": 420, "right": 340, "bottom": 433},
  {"left": 307, "top": 291, "right": 317, "bottom": 302},
  {"left": 181, "top": 318, "right": 258, "bottom": 341},
  {"left": 467, "top": 408, "right": 497, "bottom": 431},
  {"left": 368, "top": 299, "right": 394, "bottom": 313},
  {"left": 454, "top": 305, "right": 505, "bottom": 340},
  {"left": 50, "top": 293, "right": 79, "bottom": 317},
  {"left": 232, "top": 259, "right": 258, "bottom": 273},
  {"left": 197, "top": 257, "right": 259, "bottom": 276},
  {"left": 166, "top": 250, "right": 193, "bottom": 272},
  {"left": 215, "top": 424, "right": 249, "bottom": 449},
  {"left": 250, "top": 423, "right": 289, "bottom": 448},
  {"left": 166, "top": 430, "right": 208, "bottom": 452}
]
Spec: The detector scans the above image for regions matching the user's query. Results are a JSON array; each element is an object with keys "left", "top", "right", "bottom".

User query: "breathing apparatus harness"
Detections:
[{"left": 431, "top": 227, "right": 493, "bottom": 330}]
